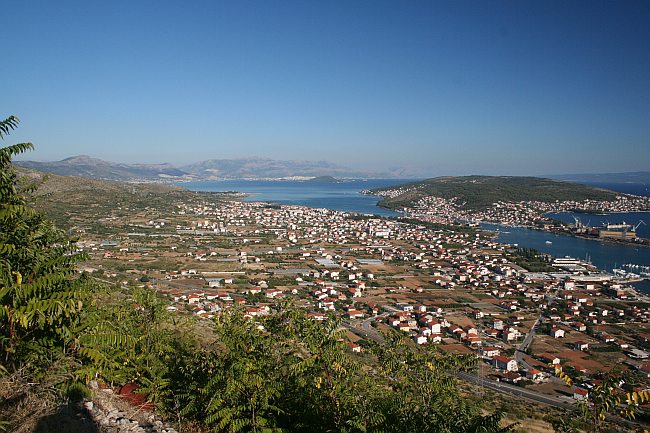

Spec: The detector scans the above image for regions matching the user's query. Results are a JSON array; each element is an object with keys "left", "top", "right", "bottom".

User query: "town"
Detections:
[
  {"left": 370, "top": 186, "right": 650, "bottom": 226},
  {"left": 370, "top": 186, "right": 650, "bottom": 245},
  {"left": 68, "top": 190, "right": 650, "bottom": 415}
]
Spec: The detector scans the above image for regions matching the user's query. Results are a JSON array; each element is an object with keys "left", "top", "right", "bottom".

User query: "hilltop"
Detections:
[
  {"left": 17, "top": 155, "right": 190, "bottom": 181},
  {"left": 370, "top": 175, "right": 620, "bottom": 210}
]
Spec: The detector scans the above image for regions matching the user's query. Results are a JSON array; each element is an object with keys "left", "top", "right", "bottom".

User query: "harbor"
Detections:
[
  {"left": 481, "top": 222, "right": 650, "bottom": 286},
  {"left": 546, "top": 211, "right": 649, "bottom": 245}
]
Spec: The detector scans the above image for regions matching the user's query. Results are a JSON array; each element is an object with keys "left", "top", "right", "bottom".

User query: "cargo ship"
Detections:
[{"left": 597, "top": 222, "right": 645, "bottom": 240}]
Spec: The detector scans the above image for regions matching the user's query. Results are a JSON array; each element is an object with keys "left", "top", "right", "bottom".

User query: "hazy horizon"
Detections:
[
  {"left": 15, "top": 152, "right": 650, "bottom": 179},
  {"left": 4, "top": 1, "right": 650, "bottom": 176}
]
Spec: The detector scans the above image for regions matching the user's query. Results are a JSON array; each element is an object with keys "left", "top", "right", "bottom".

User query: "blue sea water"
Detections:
[
  {"left": 581, "top": 181, "right": 650, "bottom": 197},
  {"left": 181, "top": 179, "right": 411, "bottom": 217},
  {"left": 479, "top": 223, "right": 650, "bottom": 274}
]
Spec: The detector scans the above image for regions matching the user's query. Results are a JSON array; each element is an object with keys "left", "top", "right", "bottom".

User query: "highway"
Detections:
[{"left": 456, "top": 371, "right": 575, "bottom": 410}]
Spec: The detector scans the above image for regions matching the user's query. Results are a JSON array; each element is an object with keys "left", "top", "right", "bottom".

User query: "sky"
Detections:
[{"left": 2, "top": 0, "right": 649, "bottom": 176}]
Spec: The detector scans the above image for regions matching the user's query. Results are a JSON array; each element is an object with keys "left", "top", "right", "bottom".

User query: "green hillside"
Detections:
[
  {"left": 372, "top": 176, "right": 619, "bottom": 210},
  {"left": 16, "top": 168, "right": 236, "bottom": 231}
]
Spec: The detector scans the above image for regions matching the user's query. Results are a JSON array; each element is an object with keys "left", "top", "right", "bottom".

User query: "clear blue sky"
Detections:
[{"left": 3, "top": 0, "right": 649, "bottom": 176}]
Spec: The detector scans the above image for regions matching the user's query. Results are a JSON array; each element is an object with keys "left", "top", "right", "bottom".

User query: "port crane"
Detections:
[
  {"left": 633, "top": 220, "right": 646, "bottom": 231},
  {"left": 571, "top": 216, "right": 590, "bottom": 233},
  {"left": 572, "top": 216, "right": 583, "bottom": 228}
]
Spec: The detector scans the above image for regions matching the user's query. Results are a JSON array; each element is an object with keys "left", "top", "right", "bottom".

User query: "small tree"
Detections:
[
  {"left": 0, "top": 115, "right": 90, "bottom": 371},
  {"left": 556, "top": 367, "right": 650, "bottom": 432}
]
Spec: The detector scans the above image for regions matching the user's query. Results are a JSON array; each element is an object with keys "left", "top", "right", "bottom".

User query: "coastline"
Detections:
[{"left": 184, "top": 182, "right": 650, "bottom": 294}]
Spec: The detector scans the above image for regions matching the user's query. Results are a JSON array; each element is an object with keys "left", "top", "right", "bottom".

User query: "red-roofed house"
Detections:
[{"left": 492, "top": 356, "right": 518, "bottom": 372}]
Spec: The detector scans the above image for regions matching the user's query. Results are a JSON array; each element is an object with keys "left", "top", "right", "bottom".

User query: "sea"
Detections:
[
  {"left": 181, "top": 179, "right": 650, "bottom": 294},
  {"left": 181, "top": 179, "right": 409, "bottom": 217}
]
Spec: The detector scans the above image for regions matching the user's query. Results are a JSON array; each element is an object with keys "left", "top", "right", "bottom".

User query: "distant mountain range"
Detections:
[
  {"left": 15, "top": 156, "right": 650, "bottom": 184},
  {"left": 15, "top": 155, "right": 397, "bottom": 181},
  {"left": 181, "top": 157, "right": 378, "bottom": 179},
  {"left": 16, "top": 156, "right": 187, "bottom": 181}
]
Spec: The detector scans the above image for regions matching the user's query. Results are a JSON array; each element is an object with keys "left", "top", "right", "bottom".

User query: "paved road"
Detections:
[
  {"left": 343, "top": 314, "right": 387, "bottom": 343},
  {"left": 456, "top": 371, "right": 575, "bottom": 410},
  {"left": 514, "top": 313, "right": 541, "bottom": 370}
]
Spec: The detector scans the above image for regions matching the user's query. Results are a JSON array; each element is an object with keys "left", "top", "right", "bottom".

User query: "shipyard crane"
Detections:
[
  {"left": 572, "top": 215, "right": 583, "bottom": 228},
  {"left": 634, "top": 220, "right": 646, "bottom": 231}
]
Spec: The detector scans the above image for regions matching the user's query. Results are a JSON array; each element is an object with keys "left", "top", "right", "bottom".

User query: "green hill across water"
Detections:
[{"left": 371, "top": 176, "right": 619, "bottom": 210}]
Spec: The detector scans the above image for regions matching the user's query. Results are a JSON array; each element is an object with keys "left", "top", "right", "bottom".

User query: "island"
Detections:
[{"left": 366, "top": 176, "right": 650, "bottom": 244}]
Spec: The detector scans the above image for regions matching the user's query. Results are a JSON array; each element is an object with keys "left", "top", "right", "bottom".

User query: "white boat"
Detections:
[{"left": 545, "top": 240, "right": 553, "bottom": 244}]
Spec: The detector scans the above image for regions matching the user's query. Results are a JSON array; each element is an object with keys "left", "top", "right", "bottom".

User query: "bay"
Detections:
[
  {"left": 181, "top": 179, "right": 411, "bottom": 217},
  {"left": 480, "top": 182, "right": 650, "bottom": 291}
]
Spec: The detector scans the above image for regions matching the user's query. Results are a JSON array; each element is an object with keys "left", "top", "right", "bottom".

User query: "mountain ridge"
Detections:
[
  {"left": 15, "top": 156, "right": 650, "bottom": 184},
  {"left": 15, "top": 155, "right": 397, "bottom": 181}
]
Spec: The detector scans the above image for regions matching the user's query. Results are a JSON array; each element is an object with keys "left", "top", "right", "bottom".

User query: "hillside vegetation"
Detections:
[
  {"left": 17, "top": 168, "right": 235, "bottom": 231},
  {"left": 2, "top": 118, "right": 516, "bottom": 432},
  {"left": 372, "top": 176, "right": 619, "bottom": 210}
]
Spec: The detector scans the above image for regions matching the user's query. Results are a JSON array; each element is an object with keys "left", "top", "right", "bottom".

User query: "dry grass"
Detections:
[
  {"left": 0, "top": 369, "right": 96, "bottom": 433},
  {"left": 504, "top": 417, "right": 556, "bottom": 433}
]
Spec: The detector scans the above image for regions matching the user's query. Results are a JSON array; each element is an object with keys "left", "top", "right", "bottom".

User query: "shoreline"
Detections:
[
  {"left": 185, "top": 186, "right": 650, "bottom": 293},
  {"left": 471, "top": 219, "right": 649, "bottom": 247}
]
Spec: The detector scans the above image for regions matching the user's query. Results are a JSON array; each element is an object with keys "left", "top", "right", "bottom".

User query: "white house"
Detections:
[
  {"left": 482, "top": 347, "right": 501, "bottom": 358},
  {"left": 525, "top": 369, "right": 545, "bottom": 383},
  {"left": 349, "top": 288, "right": 363, "bottom": 298},
  {"left": 492, "top": 355, "right": 518, "bottom": 372},
  {"left": 539, "top": 353, "right": 561, "bottom": 366},
  {"left": 346, "top": 309, "right": 364, "bottom": 319},
  {"left": 573, "top": 387, "right": 588, "bottom": 401},
  {"left": 348, "top": 343, "right": 362, "bottom": 353},
  {"left": 266, "top": 289, "right": 283, "bottom": 298},
  {"left": 414, "top": 334, "right": 428, "bottom": 345},
  {"left": 206, "top": 278, "right": 224, "bottom": 288}
]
